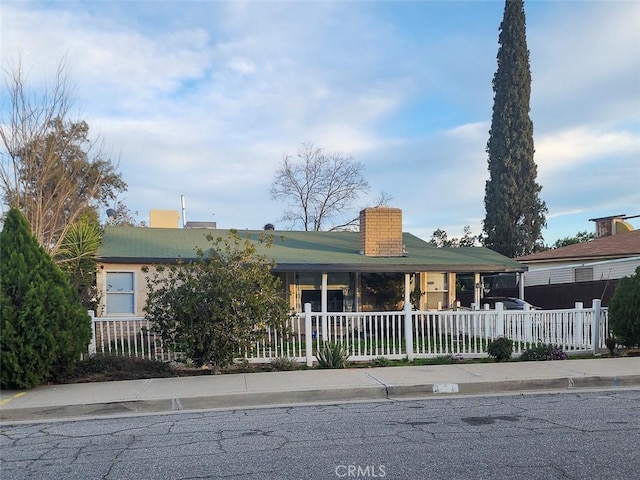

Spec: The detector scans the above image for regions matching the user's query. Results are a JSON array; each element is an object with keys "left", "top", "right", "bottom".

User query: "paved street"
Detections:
[{"left": 2, "top": 389, "right": 639, "bottom": 480}]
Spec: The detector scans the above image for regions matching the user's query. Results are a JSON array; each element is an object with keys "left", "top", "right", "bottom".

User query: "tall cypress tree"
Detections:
[
  {"left": 483, "top": 0, "right": 547, "bottom": 258},
  {"left": 1, "top": 208, "right": 91, "bottom": 389}
]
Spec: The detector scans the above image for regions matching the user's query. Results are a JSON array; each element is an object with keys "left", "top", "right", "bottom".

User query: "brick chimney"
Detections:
[
  {"left": 589, "top": 214, "right": 634, "bottom": 238},
  {"left": 359, "top": 207, "right": 403, "bottom": 257}
]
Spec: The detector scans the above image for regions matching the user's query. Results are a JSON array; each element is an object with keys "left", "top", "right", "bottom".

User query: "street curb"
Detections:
[
  {"left": 2, "top": 375, "right": 639, "bottom": 422},
  {"left": 0, "top": 386, "right": 389, "bottom": 422},
  {"left": 385, "top": 375, "right": 640, "bottom": 398}
]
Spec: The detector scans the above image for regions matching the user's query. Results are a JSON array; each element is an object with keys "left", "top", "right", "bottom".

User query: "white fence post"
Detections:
[
  {"left": 321, "top": 274, "right": 328, "bottom": 342},
  {"left": 304, "top": 303, "right": 313, "bottom": 367},
  {"left": 87, "top": 310, "right": 96, "bottom": 356},
  {"left": 575, "top": 302, "right": 584, "bottom": 349},
  {"left": 592, "top": 299, "right": 602, "bottom": 353},
  {"left": 404, "top": 301, "right": 414, "bottom": 361},
  {"left": 496, "top": 302, "right": 504, "bottom": 337},
  {"left": 404, "top": 273, "right": 414, "bottom": 361}
]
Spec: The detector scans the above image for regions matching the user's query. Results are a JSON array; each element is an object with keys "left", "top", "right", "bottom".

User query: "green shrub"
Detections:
[
  {"left": 1, "top": 209, "right": 91, "bottom": 389},
  {"left": 429, "top": 355, "right": 456, "bottom": 365},
  {"left": 370, "top": 357, "right": 391, "bottom": 367},
  {"left": 270, "top": 357, "right": 298, "bottom": 371},
  {"left": 608, "top": 267, "right": 640, "bottom": 347},
  {"left": 316, "top": 342, "right": 349, "bottom": 369},
  {"left": 232, "top": 358, "right": 251, "bottom": 373},
  {"left": 519, "top": 343, "right": 568, "bottom": 361},
  {"left": 486, "top": 337, "right": 513, "bottom": 361},
  {"left": 61, "top": 355, "right": 176, "bottom": 383},
  {"left": 143, "top": 231, "right": 291, "bottom": 370}
]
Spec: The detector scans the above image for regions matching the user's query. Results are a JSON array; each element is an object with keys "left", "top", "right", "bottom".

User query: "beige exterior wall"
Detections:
[
  {"left": 412, "top": 272, "right": 455, "bottom": 310},
  {"left": 97, "top": 262, "right": 456, "bottom": 317},
  {"left": 423, "top": 272, "right": 447, "bottom": 309}
]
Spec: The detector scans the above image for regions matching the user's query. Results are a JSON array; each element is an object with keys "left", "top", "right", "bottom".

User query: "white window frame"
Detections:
[{"left": 105, "top": 271, "right": 136, "bottom": 315}]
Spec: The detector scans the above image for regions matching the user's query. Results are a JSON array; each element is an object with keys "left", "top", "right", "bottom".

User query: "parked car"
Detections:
[{"left": 481, "top": 297, "right": 539, "bottom": 310}]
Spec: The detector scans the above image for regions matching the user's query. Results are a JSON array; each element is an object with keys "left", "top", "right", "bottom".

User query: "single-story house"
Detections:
[
  {"left": 95, "top": 207, "right": 526, "bottom": 317},
  {"left": 514, "top": 215, "right": 640, "bottom": 307}
]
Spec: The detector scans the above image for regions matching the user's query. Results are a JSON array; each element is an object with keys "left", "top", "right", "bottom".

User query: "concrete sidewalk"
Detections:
[{"left": 1, "top": 357, "right": 638, "bottom": 422}]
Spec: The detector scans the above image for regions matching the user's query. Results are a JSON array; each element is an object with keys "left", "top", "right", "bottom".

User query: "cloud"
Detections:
[
  {"left": 529, "top": 1, "right": 640, "bottom": 131},
  {"left": 536, "top": 128, "right": 640, "bottom": 174},
  {"left": 1, "top": 1, "right": 638, "bottom": 244}
]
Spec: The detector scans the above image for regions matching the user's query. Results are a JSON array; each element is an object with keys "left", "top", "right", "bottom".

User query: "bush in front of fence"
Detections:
[
  {"left": 58, "top": 355, "right": 178, "bottom": 383},
  {"left": 270, "top": 357, "right": 298, "bottom": 371},
  {"left": 519, "top": 343, "right": 568, "bottom": 361},
  {"left": 605, "top": 335, "right": 618, "bottom": 356},
  {"left": 486, "top": 337, "right": 513, "bottom": 362},
  {"left": 316, "top": 342, "right": 350, "bottom": 369},
  {"left": 608, "top": 266, "right": 640, "bottom": 348},
  {"left": 370, "top": 357, "right": 392, "bottom": 367},
  {"left": 143, "top": 230, "right": 292, "bottom": 372}
]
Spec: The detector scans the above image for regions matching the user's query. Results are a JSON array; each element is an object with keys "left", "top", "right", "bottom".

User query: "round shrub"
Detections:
[
  {"left": 520, "top": 343, "right": 568, "bottom": 361},
  {"left": 487, "top": 337, "right": 513, "bottom": 361}
]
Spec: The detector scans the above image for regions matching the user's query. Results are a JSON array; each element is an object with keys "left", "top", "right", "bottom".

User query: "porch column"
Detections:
[
  {"left": 518, "top": 272, "right": 525, "bottom": 300},
  {"left": 404, "top": 273, "right": 411, "bottom": 308},
  {"left": 474, "top": 272, "right": 482, "bottom": 309},
  {"left": 448, "top": 272, "right": 456, "bottom": 308}
]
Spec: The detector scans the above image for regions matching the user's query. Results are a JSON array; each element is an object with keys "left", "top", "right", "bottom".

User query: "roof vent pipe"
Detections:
[{"left": 181, "top": 195, "right": 186, "bottom": 228}]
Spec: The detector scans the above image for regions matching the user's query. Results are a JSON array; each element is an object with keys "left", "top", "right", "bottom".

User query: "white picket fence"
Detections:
[{"left": 88, "top": 300, "right": 608, "bottom": 365}]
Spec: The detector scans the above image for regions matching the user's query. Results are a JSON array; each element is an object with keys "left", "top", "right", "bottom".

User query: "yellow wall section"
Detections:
[
  {"left": 150, "top": 210, "right": 180, "bottom": 228},
  {"left": 615, "top": 220, "right": 634, "bottom": 234}
]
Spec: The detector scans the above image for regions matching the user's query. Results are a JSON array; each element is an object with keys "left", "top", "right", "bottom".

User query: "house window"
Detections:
[
  {"left": 574, "top": 267, "right": 594, "bottom": 283},
  {"left": 301, "top": 290, "right": 344, "bottom": 312},
  {"left": 106, "top": 272, "right": 135, "bottom": 314}
]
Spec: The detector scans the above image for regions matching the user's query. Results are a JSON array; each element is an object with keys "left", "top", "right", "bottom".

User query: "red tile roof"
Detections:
[{"left": 517, "top": 230, "right": 640, "bottom": 263}]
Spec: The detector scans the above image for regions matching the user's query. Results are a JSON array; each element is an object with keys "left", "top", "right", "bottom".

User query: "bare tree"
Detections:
[
  {"left": 0, "top": 58, "right": 126, "bottom": 257},
  {"left": 329, "top": 190, "right": 393, "bottom": 232},
  {"left": 270, "top": 142, "right": 370, "bottom": 231}
]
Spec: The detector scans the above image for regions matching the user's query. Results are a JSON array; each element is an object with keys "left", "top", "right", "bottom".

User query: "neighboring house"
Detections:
[
  {"left": 515, "top": 215, "right": 640, "bottom": 308},
  {"left": 95, "top": 207, "right": 525, "bottom": 317}
]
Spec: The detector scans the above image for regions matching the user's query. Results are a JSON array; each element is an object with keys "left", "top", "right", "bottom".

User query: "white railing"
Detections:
[
  {"left": 247, "top": 314, "right": 307, "bottom": 362},
  {"left": 310, "top": 312, "right": 406, "bottom": 359},
  {"left": 87, "top": 311, "right": 179, "bottom": 362},
  {"left": 88, "top": 300, "right": 608, "bottom": 365}
]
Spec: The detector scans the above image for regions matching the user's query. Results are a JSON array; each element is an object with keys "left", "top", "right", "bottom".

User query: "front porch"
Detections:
[{"left": 277, "top": 271, "right": 523, "bottom": 313}]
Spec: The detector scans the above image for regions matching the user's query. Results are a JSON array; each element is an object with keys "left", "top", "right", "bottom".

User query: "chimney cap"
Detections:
[{"left": 588, "top": 214, "right": 626, "bottom": 222}]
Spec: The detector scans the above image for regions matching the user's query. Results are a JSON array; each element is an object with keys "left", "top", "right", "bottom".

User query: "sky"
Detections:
[{"left": 1, "top": 0, "right": 639, "bottom": 245}]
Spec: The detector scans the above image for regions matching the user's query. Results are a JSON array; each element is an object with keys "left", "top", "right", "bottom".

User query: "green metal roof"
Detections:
[{"left": 97, "top": 226, "right": 526, "bottom": 273}]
